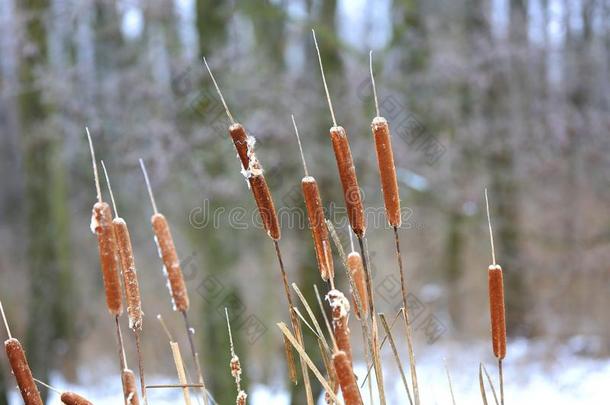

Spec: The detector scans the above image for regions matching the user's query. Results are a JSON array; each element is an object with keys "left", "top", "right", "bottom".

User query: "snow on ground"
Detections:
[{"left": 7, "top": 338, "right": 610, "bottom": 404}]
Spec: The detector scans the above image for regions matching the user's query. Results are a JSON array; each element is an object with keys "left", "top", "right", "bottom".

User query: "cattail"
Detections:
[
  {"left": 329, "top": 126, "right": 366, "bottom": 237},
  {"left": 113, "top": 217, "right": 143, "bottom": 330},
  {"left": 332, "top": 351, "right": 363, "bottom": 405},
  {"left": 326, "top": 290, "right": 353, "bottom": 364},
  {"left": 5, "top": 339, "right": 43, "bottom": 405},
  {"left": 122, "top": 368, "right": 140, "bottom": 405},
  {"left": 485, "top": 189, "right": 506, "bottom": 360},
  {"left": 87, "top": 128, "right": 122, "bottom": 316},
  {"left": 292, "top": 115, "right": 334, "bottom": 281},
  {"left": 228, "top": 123, "right": 280, "bottom": 241},
  {"left": 371, "top": 117, "right": 400, "bottom": 227},
  {"left": 101, "top": 161, "right": 143, "bottom": 330},
  {"left": 236, "top": 390, "right": 247, "bottom": 405},
  {"left": 150, "top": 213, "right": 189, "bottom": 312},
  {"left": 347, "top": 251, "right": 368, "bottom": 319},
  {"left": 369, "top": 52, "right": 401, "bottom": 228},
  {"left": 312, "top": 30, "right": 366, "bottom": 237},
  {"left": 60, "top": 392, "right": 94, "bottom": 405},
  {"left": 205, "top": 59, "right": 281, "bottom": 242},
  {"left": 488, "top": 264, "right": 506, "bottom": 359},
  {"left": 302, "top": 177, "right": 334, "bottom": 280},
  {"left": 91, "top": 202, "right": 123, "bottom": 315}
]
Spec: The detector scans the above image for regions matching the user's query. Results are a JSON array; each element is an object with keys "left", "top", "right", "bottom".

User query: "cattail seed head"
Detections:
[
  {"left": 249, "top": 173, "right": 281, "bottom": 240},
  {"left": 91, "top": 202, "right": 123, "bottom": 315},
  {"left": 329, "top": 126, "right": 365, "bottom": 237},
  {"left": 113, "top": 218, "right": 143, "bottom": 330},
  {"left": 302, "top": 176, "right": 333, "bottom": 280},
  {"left": 488, "top": 264, "right": 506, "bottom": 359},
  {"left": 122, "top": 368, "right": 140, "bottom": 405},
  {"left": 151, "top": 213, "right": 189, "bottom": 312},
  {"left": 60, "top": 392, "right": 94, "bottom": 405},
  {"left": 347, "top": 252, "right": 368, "bottom": 320},
  {"left": 326, "top": 289, "right": 353, "bottom": 364},
  {"left": 371, "top": 117, "right": 401, "bottom": 227},
  {"left": 229, "top": 123, "right": 281, "bottom": 240},
  {"left": 4, "top": 338, "right": 43, "bottom": 405},
  {"left": 332, "top": 350, "right": 363, "bottom": 405}
]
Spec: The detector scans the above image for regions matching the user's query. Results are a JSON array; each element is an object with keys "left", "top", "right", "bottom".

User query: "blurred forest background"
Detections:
[{"left": 0, "top": 0, "right": 609, "bottom": 403}]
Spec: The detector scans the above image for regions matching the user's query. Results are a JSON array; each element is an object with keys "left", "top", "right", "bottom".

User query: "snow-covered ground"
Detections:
[{"left": 7, "top": 338, "right": 610, "bottom": 404}]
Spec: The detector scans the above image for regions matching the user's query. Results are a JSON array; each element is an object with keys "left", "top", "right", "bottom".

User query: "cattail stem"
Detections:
[
  {"left": 393, "top": 226, "right": 420, "bottom": 404},
  {"left": 357, "top": 235, "right": 386, "bottom": 404},
  {"left": 499, "top": 359, "right": 504, "bottom": 405},
  {"left": 182, "top": 311, "right": 209, "bottom": 405},
  {"left": 85, "top": 127, "right": 102, "bottom": 204},
  {"left": 134, "top": 331, "right": 147, "bottom": 405}
]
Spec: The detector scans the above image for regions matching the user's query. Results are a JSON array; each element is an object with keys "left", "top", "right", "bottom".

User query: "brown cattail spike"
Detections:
[
  {"left": 204, "top": 59, "right": 280, "bottom": 242},
  {"left": 330, "top": 126, "right": 366, "bottom": 237},
  {"left": 249, "top": 172, "right": 281, "bottom": 240},
  {"left": 151, "top": 213, "right": 189, "bottom": 312},
  {"left": 102, "top": 161, "right": 143, "bottom": 330},
  {"left": 88, "top": 133, "right": 122, "bottom": 316},
  {"left": 61, "top": 392, "right": 94, "bottom": 405},
  {"left": 370, "top": 52, "right": 401, "bottom": 227},
  {"left": 332, "top": 351, "right": 363, "bottom": 405},
  {"left": 347, "top": 252, "right": 368, "bottom": 320},
  {"left": 326, "top": 290, "right": 353, "bottom": 364},
  {"left": 488, "top": 264, "right": 506, "bottom": 359},
  {"left": 122, "top": 368, "right": 141, "bottom": 405},
  {"left": 4, "top": 338, "right": 43, "bottom": 405},
  {"left": 371, "top": 117, "right": 401, "bottom": 227},
  {"left": 293, "top": 116, "right": 334, "bottom": 281},
  {"left": 91, "top": 202, "right": 123, "bottom": 315}
]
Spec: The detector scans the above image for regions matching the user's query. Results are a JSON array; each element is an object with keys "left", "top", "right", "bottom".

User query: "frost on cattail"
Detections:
[
  {"left": 4, "top": 338, "right": 43, "bottom": 405},
  {"left": 236, "top": 390, "right": 247, "bottom": 405},
  {"left": 151, "top": 213, "right": 189, "bottom": 312},
  {"left": 302, "top": 176, "right": 333, "bottom": 280},
  {"left": 122, "top": 368, "right": 140, "bottom": 405},
  {"left": 347, "top": 252, "right": 368, "bottom": 320},
  {"left": 91, "top": 202, "right": 123, "bottom": 316},
  {"left": 488, "top": 264, "right": 506, "bottom": 359},
  {"left": 230, "top": 354, "right": 242, "bottom": 384},
  {"left": 326, "top": 289, "right": 353, "bottom": 363},
  {"left": 229, "top": 123, "right": 281, "bottom": 241},
  {"left": 371, "top": 117, "right": 401, "bottom": 227},
  {"left": 332, "top": 350, "right": 363, "bottom": 405},
  {"left": 330, "top": 126, "right": 365, "bottom": 237},
  {"left": 60, "top": 392, "right": 94, "bottom": 405},
  {"left": 113, "top": 218, "right": 143, "bottom": 330}
]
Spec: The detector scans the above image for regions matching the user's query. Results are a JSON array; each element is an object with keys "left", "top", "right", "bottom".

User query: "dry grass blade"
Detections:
[
  {"left": 276, "top": 322, "right": 339, "bottom": 403},
  {"left": 292, "top": 284, "right": 330, "bottom": 352},
  {"left": 479, "top": 363, "right": 489, "bottom": 405},
  {"left": 379, "top": 314, "right": 413, "bottom": 405},
  {"left": 170, "top": 342, "right": 192, "bottom": 405},
  {"left": 360, "top": 309, "right": 401, "bottom": 387},
  {"left": 445, "top": 359, "right": 456, "bottom": 405},
  {"left": 481, "top": 363, "right": 500, "bottom": 405},
  {"left": 294, "top": 317, "right": 315, "bottom": 405}
]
